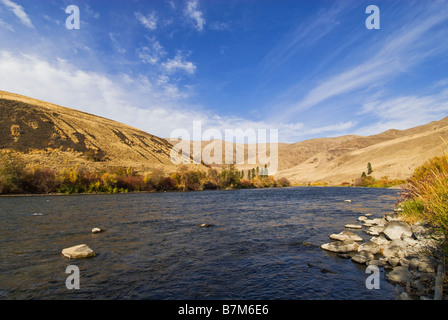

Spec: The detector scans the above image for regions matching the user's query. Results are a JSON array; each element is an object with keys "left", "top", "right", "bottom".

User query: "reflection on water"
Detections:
[{"left": 0, "top": 187, "right": 402, "bottom": 299}]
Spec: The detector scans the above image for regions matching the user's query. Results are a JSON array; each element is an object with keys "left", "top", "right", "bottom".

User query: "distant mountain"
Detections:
[{"left": 0, "top": 90, "right": 186, "bottom": 172}]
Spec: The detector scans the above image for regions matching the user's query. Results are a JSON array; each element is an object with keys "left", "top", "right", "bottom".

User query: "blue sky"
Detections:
[{"left": 1, "top": 0, "right": 448, "bottom": 142}]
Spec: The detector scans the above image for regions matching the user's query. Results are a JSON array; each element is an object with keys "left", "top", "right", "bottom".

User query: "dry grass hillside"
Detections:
[
  {"left": 0, "top": 90, "right": 189, "bottom": 173},
  {"left": 276, "top": 117, "right": 448, "bottom": 185},
  {"left": 2, "top": 90, "right": 447, "bottom": 185}
]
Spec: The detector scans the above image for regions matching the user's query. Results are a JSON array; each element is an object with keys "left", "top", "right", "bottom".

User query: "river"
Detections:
[{"left": 0, "top": 187, "right": 403, "bottom": 299}]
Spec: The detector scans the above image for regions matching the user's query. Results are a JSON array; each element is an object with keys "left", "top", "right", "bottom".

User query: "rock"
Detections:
[
  {"left": 358, "top": 240, "right": 382, "bottom": 255},
  {"left": 352, "top": 251, "right": 374, "bottom": 264},
  {"left": 337, "top": 253, "right": 352, "bottom": 259},
  {"left": 62, "top": 244, "right": 95, "bottom": 259},
  {"left": 401, "top": 235, "right": 418, "bottom": 247},
  {"left": 387, "top": 266, "right": 413, "bottom": 284},
  {"left": 345, "top": 224, "right": 362, "bottom": 229},
  {"left": 370, "top": 235, "right": 390, "bottom": 247},
  {"left": 383, "top": 221, "right": 413, "bottom": 240},
  {"left": 330, "top": 230, "right": 363, "bottom": 242},
  {"left": 358, "top": 216, "right": 368, "bottom": 221},
  {"left": 91, "top": 227, "right": 104, "bottom": 234},
  {"left": 384, "top": 213, "right": 400, "bottom": 222},
  {"left": 321, "top": 241, "right": 359, "bottom": 253},
  {"left": 320, "top": 268, "right": 336, "bottom": 274},
  {"left": 398, "top": 292, "right": 412, "bottom": 300},
  {"left": 411, "top": 223, "right": 428, "bottom": 240},
  {"left": 344, "top": 200, "right": 352, "bottom": 203},
  {"left": 368, "top": 259, "right": 385, "bottom": 267},
  {"left": 199, "top": 223, "right": 211, "bottom": 228},
  {"left": 367, "top": 225, "right": 384, "bottom": 236},
  {"left": 388, "top": 257, "right": 400, "bottom": 267}
]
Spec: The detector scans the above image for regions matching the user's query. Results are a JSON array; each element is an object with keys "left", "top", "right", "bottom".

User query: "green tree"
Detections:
[{"left": 367, "top": 162, "right": 373, "bottom": 175}]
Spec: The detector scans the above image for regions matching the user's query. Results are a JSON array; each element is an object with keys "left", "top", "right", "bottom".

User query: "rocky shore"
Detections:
[{"left": 321, "top": 207, "right": 445, "bottom": 300}]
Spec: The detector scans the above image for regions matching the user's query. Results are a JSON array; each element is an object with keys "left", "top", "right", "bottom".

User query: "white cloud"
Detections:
[
  {"left": 275, "top": 2, "right": 448, "bottom": 124},
  {"left": 184, "top": 0, "right": 205, "bottom": 31},
  {"left": 0, "top": 50, "right": 309, "bottom": 143},
  {"left": 0, "top": 18, "right": 14, "bottom": 31},
  {"left": 0, "top": 0, "right": 33, "bottom": 28},
  {"left": 162, "top": 52, "right": 196, "bottom": 74},
  {"left": 135, "top": 11, "right": 158, "bottom": 30},
  {"left": 356, "top": 89, "right": 448, "bottom": 136},
  {"left": 209, "top": 21, "right": 229, "bottom": 31},
  {"left": 137, "top": 39, "right": 166, "bottom": 65},
  {"left": 109, "top": 33, "right": 127, "bottom": 54}
]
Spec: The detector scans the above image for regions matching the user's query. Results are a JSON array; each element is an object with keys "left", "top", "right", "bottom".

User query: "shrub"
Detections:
[
  {"left": 0, "top": 152, "right": 26, "bottom": 194},
  {"left": 400, "top": 152, "right": 448, "bottom": 254}
]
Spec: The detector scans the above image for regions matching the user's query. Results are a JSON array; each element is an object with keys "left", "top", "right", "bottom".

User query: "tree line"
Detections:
[{"left": 0, "top": 152, "right": 290, "bottom": 195}]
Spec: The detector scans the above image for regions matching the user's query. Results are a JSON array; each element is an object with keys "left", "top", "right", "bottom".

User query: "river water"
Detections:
[{"left": 0, "top": 187, "right": 403, "bottom": 300}]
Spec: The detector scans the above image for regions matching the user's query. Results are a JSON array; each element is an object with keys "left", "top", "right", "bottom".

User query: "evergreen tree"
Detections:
[{"left": 367, "top": 162, "right": 373, "bottom": 175}]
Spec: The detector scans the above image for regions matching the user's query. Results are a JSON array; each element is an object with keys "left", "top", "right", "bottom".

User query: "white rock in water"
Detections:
[
  {"left": 344, "top": 200, "right": 352, "bottom": 203},
  {"left": 62, "top": 244, "right": 96, "bottom": 259},
  {"left": 321, "top": 241, "right": 359, "bottom": 253},
  {"left": 92, "top": 227, "right": 103, "bottom": 234},
  {"left": 330, "top": 230, "right": 363, "bottom": 242},
  {"left": 345, "top": 224, "right": 362, "bottom": 229}
]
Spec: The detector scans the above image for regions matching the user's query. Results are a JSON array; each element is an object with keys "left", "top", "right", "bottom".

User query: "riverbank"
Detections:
[{"left": 321, "top": 205, "right": 446, "bottom": 300}]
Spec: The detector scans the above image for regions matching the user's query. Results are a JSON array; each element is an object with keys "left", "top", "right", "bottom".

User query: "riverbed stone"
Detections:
[
  {"left": 330, "top": 230, "right": 363, "bottom": 242},
  {"left": 358, "top": 240, "right": 382, "bottom": 255},
  {"left": 321, "top": 240, "right": 359, "bottom": 253},
  {"left": 62, "top": 244, "right": 95, "bottom": 259},
  {"left": 351, "top": 251, "right": 374, "bottom": 264},
  {"left": 345, "top": 224, "right": 362, "bottom": 229},
  {"left": 383, "top": 221, "right": 413, "bottom": 240},
  {"left": 386, "top": 266, "right": 413, "bottom": 284}
]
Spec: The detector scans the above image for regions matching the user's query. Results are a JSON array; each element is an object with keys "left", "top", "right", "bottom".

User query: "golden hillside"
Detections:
[
  {"left": 276, "top": 117, "right": 448, "bottom": 185},
  {"left": 0, "top": 90, "right": 187, "bottom": 172}
]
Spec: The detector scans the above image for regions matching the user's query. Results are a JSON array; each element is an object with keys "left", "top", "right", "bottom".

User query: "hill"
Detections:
[
  {"left": 276, "top": 117, "right": 448, "bottom": 185},
  {"left": 0, "top": 90, "right": 188, "bottom": 172}
]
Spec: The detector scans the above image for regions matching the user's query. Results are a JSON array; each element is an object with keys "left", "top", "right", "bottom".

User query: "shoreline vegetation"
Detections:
[{"left": 0, "top": 152, "right": 291, "bottom": 195}]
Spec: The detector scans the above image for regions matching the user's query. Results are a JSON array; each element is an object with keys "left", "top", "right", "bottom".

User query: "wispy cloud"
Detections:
[
  {"left": 162, "top": 51, "right": 196, "bottom": 74},
  {"left": 356, "top": 88, "right": 448, "bottom": 135},
  {"left": 137, "top": 38, "right": 166, "bottom": 65},
  {"left": 135, "top": 11, "right": 158, "bottom": 30},
  {"left": 0, "top": 0, "right": 34, "bottom": 28},
  {"left": 0, "top": 18, "right": 14, "bottom": 31},
  {"left": 184, "top": 0, "right": 205, "bottom": 31},
  {"left": 109, "top": 33, "right": 127, "bottom": 54},
  {"left": 275, "top": 1, "right": 448, "bottom": 125}
]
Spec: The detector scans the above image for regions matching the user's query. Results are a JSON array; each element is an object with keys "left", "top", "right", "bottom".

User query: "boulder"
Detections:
[
  {"left": 62, "top": 244, "right": 95, "bottom": 259},
  {"left": 321, "top": 241, "right": 359, "bottom": 253},
  {"left": 367, "top": 225, "right": 384, "bottom": 236},
  {"left": 386, "top": 266, "right": 413, "bottom": 284},
  {"left": 330, "top": 230, "right": 363, "bottom": 242},
  {"left": 383, "top": 221, "right": 413, "bottom": 240},
  {"left": 91, "top": 227, "right": 104, "bottom": 234},
  {"left": 358, "top": 216, "right": 368, "bottom": 221},
  {"left": 352, "top": 251, "right": 374, "bottom": 264},
  {"left": 358, "top": 240, "right": 382, "bottom": 255}
]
